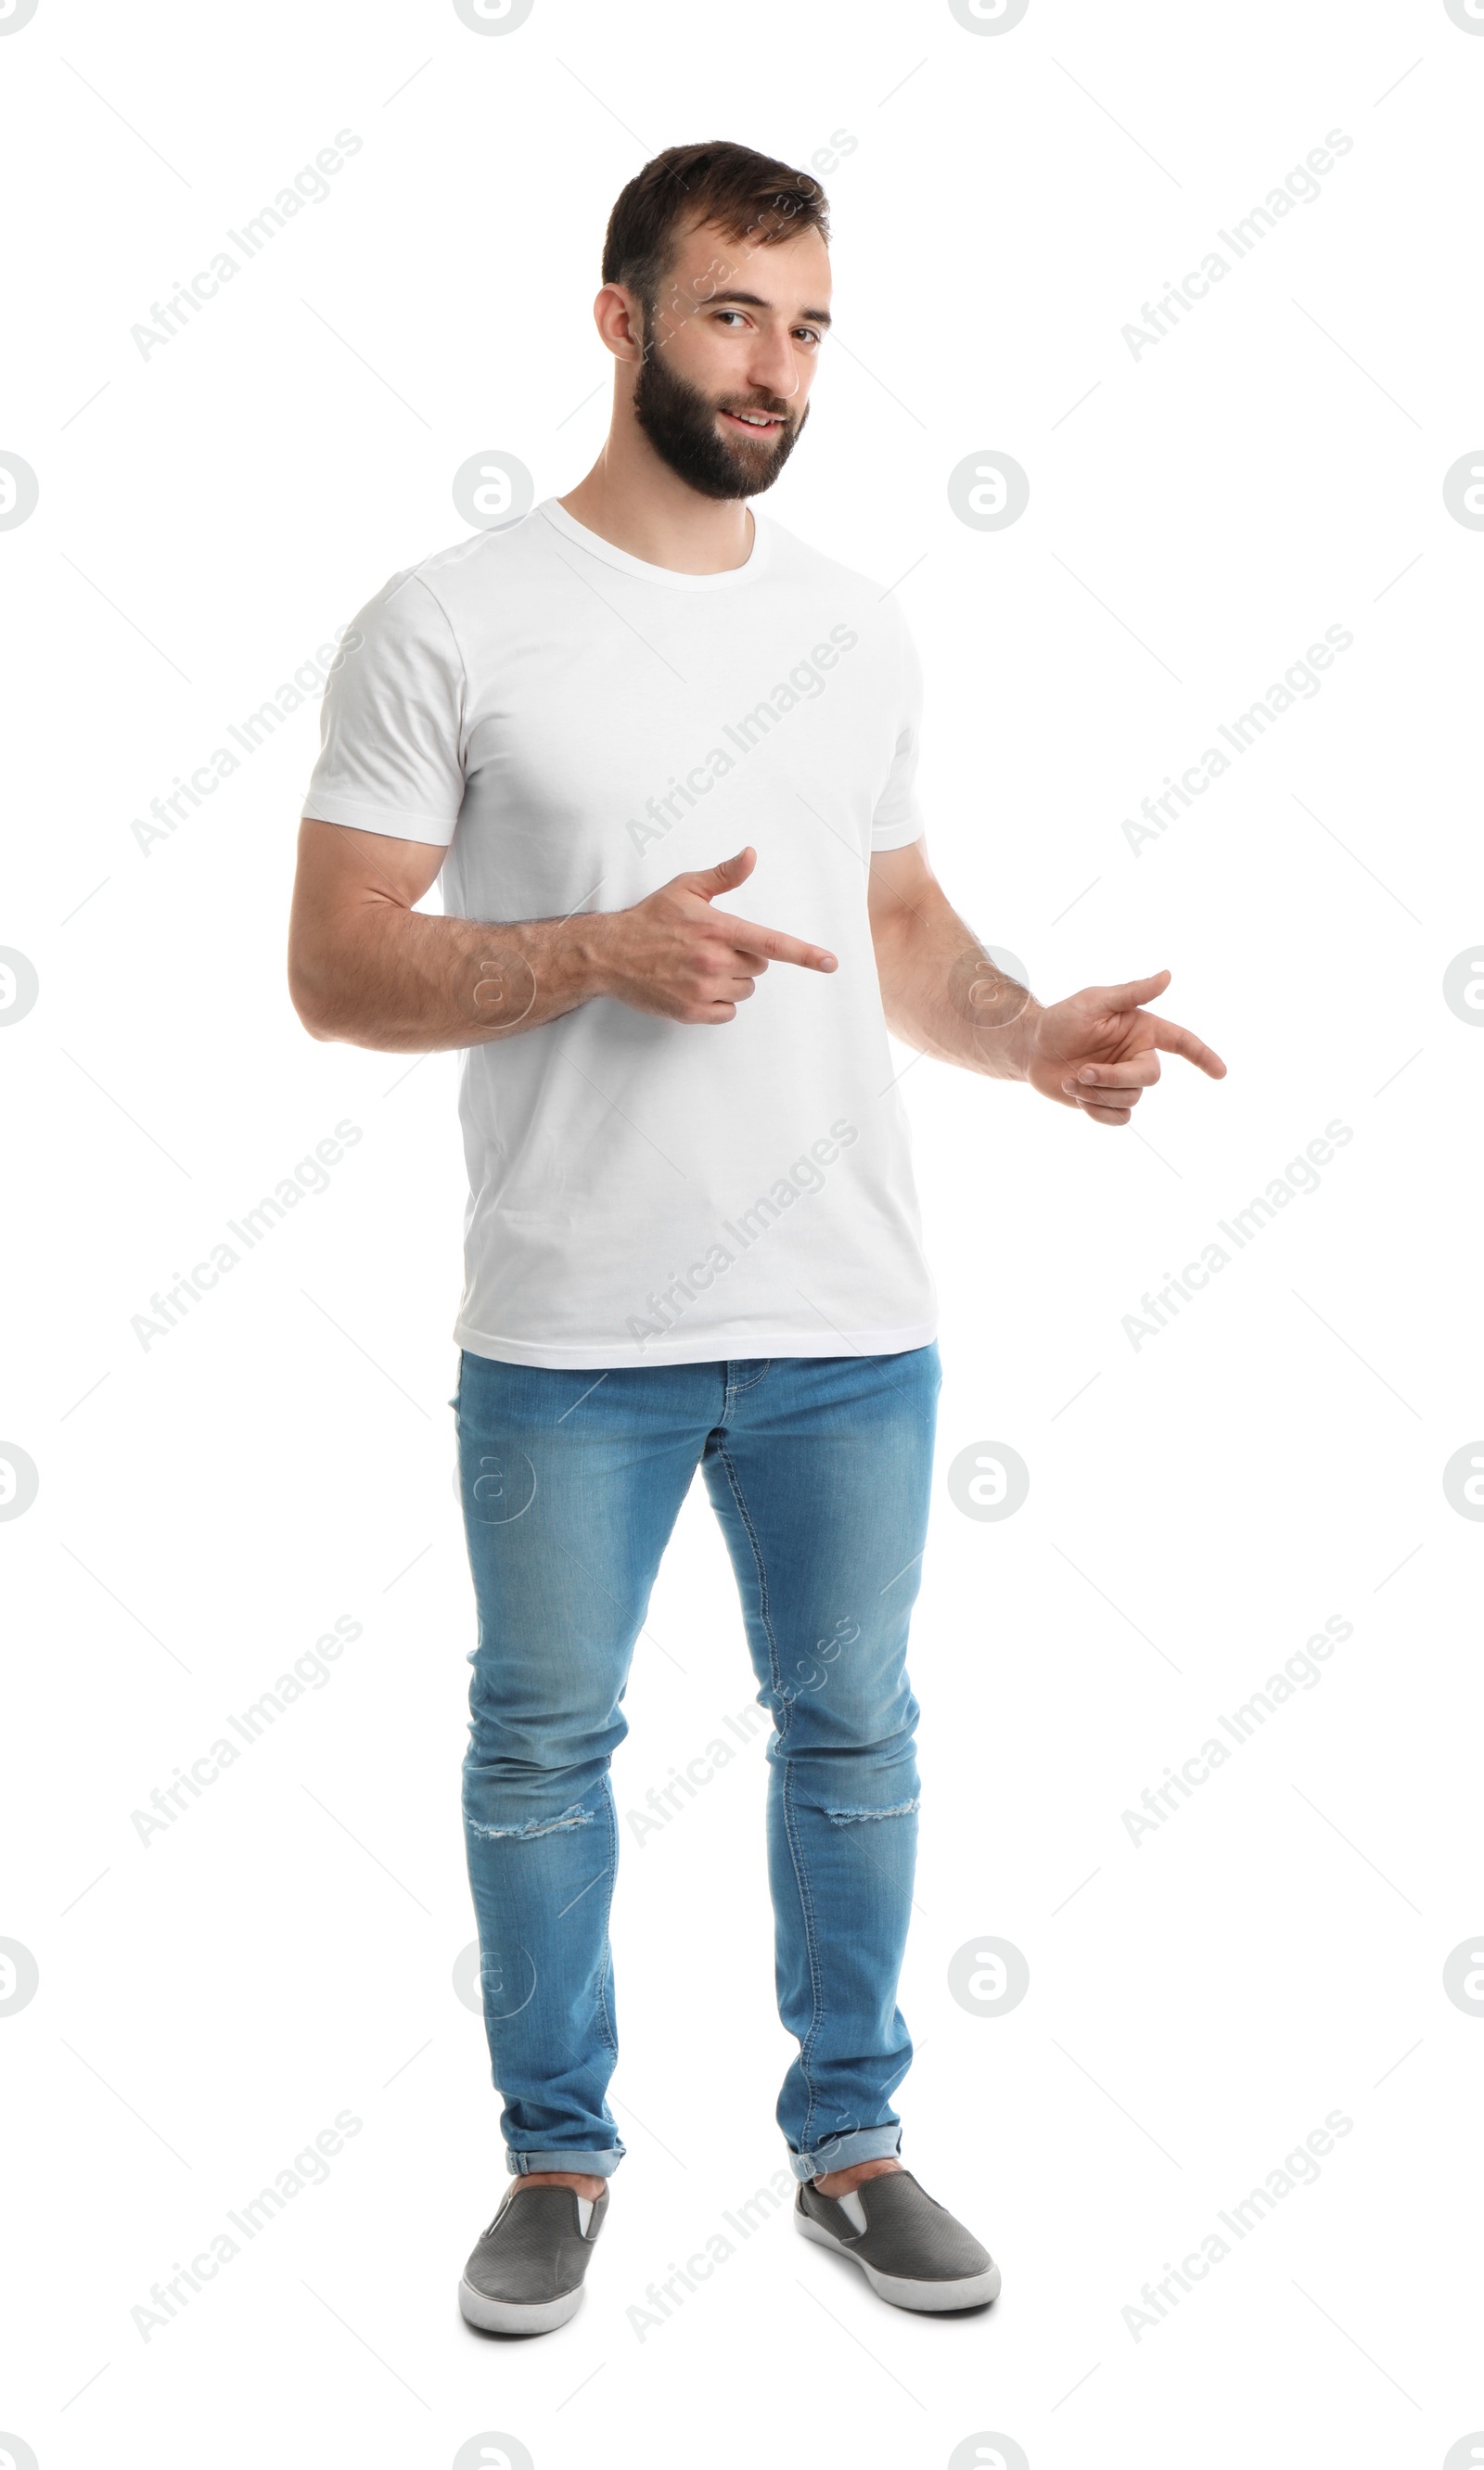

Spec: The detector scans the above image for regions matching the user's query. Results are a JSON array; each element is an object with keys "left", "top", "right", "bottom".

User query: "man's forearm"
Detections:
[
  {"left": 871, "top": 882, "right": 1041, "bottom": 1081},
  {"left": 293, "top": 899, "right": 610, "bottom": 1053}
]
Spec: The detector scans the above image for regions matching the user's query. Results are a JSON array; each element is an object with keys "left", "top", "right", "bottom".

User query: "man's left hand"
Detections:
[{"left": 1021, "top": 969, "right": 1226, "bottom": 1125}]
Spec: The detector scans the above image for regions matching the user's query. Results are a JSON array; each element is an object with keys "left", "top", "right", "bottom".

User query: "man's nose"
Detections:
[{"left": 746, "top": 328, "right": 801, "bottom": 402}]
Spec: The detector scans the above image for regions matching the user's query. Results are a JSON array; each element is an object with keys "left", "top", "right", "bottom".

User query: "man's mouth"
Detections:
[{"left": 720, "top": 407, "right": 787, "bottom": 437}]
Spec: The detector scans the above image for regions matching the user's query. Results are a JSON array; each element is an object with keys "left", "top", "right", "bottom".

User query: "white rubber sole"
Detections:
[
  {"left": 457, "top": 2274, "right": 586, "bottom": 2335},
  {"left": 795, "top": 2209, "right": 1002, "bottom": 2311}
]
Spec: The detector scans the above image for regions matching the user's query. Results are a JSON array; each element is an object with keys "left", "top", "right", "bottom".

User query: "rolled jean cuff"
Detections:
[
  {"left": 787, "top": 2125, "right": 902, "bottom": 2182},
  {"left": 505, "top": 2146, "right": 624, "bottom": 2179}
]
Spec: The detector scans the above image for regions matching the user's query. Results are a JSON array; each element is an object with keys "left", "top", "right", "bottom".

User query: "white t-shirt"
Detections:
[{"left": 301, "top": 497, "right": 939, "bottom": 1368}]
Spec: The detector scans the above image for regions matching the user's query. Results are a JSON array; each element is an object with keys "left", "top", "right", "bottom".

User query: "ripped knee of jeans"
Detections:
[
  {"left": 467, "top": 1799, "right": 595, "bottom": 1841},
  {"left": 823, "top": 1795, "right": 920, "bottom": 1827}
]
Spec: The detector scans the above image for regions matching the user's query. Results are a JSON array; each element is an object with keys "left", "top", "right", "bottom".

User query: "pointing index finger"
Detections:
[
  {"left": 722, "top": 912, "right": 838, "bottom": 972},
  {"left": 1146, "top": 1012, "right": 1227, "bottom": 1079}
]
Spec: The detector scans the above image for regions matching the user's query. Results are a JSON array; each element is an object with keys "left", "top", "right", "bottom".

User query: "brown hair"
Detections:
[{"left": 601, "top": 140, "right": 830, "bottom": 331}]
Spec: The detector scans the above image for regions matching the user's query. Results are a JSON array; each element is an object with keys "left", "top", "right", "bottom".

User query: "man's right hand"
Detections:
[{"left": 591, "top": 846, "right": 838, "bottom": 1025}]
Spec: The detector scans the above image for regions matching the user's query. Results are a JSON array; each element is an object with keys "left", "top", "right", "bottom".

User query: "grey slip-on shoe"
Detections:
[
  {"left": 795, "top": 2169, "right": 1001, "bottom": 2312},
  {"left": 459, "top": 2182, "right": 609, "bottom": 2335}
]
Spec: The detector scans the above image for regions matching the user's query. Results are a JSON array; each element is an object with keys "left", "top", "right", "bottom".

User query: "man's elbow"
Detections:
[
  {"left": 287, "top": 947, "right": 340, "bottom": 1042},
  {"left": 867, "top": 913, "right": 915, "bottom": 987}
]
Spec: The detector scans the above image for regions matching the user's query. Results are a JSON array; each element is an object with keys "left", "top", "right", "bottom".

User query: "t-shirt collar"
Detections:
[{"left": 537, "top": 496, "right": 773, "bottom": 590}]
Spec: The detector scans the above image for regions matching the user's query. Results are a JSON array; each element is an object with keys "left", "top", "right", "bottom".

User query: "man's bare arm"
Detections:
[
  {"left": 867, "top": 837, "right": 1039, "bottom": 1079},
  {"left": 288, "top": 825, "right": 837, "bottom": 1053}
]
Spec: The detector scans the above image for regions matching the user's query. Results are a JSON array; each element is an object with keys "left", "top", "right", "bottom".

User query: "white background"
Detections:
[{"left": 3, "top": 1, "right": 1482, "bottom": 2464}]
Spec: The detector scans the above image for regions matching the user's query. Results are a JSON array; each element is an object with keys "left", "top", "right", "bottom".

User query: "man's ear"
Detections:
[{"left": 594, "top": 283, "right": 645, "bottom": 364}]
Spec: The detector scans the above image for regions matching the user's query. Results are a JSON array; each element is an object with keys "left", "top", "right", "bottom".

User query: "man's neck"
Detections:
[{"left": 558, "top": 435, "right": 755, "bottom": 576}]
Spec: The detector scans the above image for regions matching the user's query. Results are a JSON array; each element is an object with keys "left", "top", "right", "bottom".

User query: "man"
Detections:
[{"left": 288, "top": 139, "right": 1223, "bottom": 2336}]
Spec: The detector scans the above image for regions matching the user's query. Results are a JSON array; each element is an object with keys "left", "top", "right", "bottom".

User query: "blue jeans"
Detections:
[{"left": 453, "top": 1343, "right": 941, "bottom": 2182}]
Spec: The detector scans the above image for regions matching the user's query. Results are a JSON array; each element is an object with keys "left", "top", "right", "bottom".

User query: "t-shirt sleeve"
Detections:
[
  {"left": 869, "top": 603, "right": 927, "bottom": 851},
  {"left": 301, "top": 570, "right": 467, "bottom": 846}
]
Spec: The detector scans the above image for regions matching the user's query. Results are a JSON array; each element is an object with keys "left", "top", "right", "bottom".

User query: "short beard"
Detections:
[{"left": 632, "top": 319, "right": 807, "bottom": 501}]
